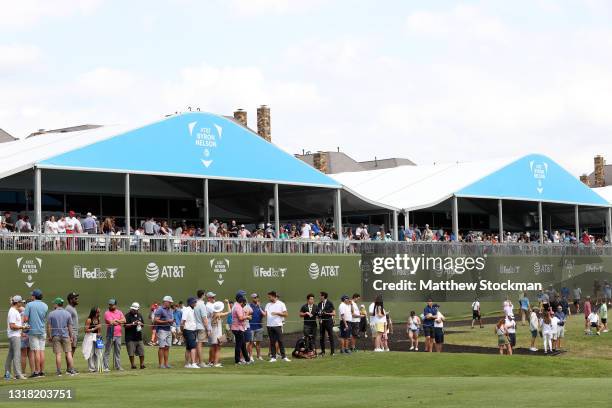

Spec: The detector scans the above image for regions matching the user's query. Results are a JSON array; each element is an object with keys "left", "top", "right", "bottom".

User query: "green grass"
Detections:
[{"left": 1, "top": 313, "right": 611, "bottom": 407}]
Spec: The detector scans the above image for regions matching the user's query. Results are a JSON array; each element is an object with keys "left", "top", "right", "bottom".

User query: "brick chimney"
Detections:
[
  {"left": 579, "top": 174, "right": 590, "bottom": 186},
  {"left": 313, "top": 152, "right": 329, "bottom": 173},
  {"left": 233, "top": 109, "right": 247, "bottom": 127},
  {"left": 256, "top": 105, "right": 271, "bottom": 142},
  {"left": 594, "top": 155, "right": 605, "bottom": 187}
]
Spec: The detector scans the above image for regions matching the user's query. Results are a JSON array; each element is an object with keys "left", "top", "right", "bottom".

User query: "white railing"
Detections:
[{"left": 0, "top": 233, "right": 611, "bottom": 256}]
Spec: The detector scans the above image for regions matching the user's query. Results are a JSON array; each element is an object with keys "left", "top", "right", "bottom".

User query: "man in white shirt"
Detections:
[
  {"left": 350, "top": 294, "right": 362, "bottom": 351},
  {"left": 208, "top": 220, "right": 219, "bottom": 237},
  {"left": 471, "top": 298, "right": 482, "bottom": 329},
  {"left": 264, "top": 291, "right": 289, "bottom": 362},
  {"left": 5, "top": 295, "right": 27, "bottom": 380},
  {"left": 300, "top": 222, "right": 311, "bottom": 239},
  {"left": 338, "top": 295, "right": 353, "bottom": 354},
  {"left": 65, "top": 211, "right": 78, "bottom": 250},
  {"left": 181, "top": 297, "right": 199, "bottom": 368}
]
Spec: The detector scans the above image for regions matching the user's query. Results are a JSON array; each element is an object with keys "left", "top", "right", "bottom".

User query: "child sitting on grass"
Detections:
[{"left": 587, "top": 309, "right": 601, "bottom": 336}]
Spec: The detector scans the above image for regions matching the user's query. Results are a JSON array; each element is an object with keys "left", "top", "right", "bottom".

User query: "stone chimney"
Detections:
[
  {"left": 313, "top": 152, "right": 329, "bottom": 173},
  {"left": 256, "top": 105, "right": 271, "bottom": 142},
  {"left": 579, "top": 174, "right": 590, "bottom": 186},
  {"left": 233, "top": 109, "right": 247, "bottom": 127},
  {"left": 594, "top": 155, "right": 605, "bottom": 187}
]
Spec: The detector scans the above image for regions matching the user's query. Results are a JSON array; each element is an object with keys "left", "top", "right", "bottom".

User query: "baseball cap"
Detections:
[
  {"left": 108, "top": 298, "right": 117, "bottom": 305},
  {"left": 31, "top": 289, "right": 42, "bottom": 298},
  {"left": 67, "top": 292, "right": 79, "bottom": 301},
  {"left": 130, "top": 302, "right": 140, "bottom": 310},
  {"left": 341, "top": 295, "right": 349, "bottom": 301},
  {"left": 11, "top": 295, "right": 23, "bottom": 304},
  {"left": 86, "top": 212, "right": 92, "bottom": 217},
  {"left": 162, "top": 295, "right": 173, "bottom": 303},
  {"left": 251, "top": 293, "right": 258, "bottom": 298},
  {"left": 69, "top": 210, "right": 75, "bottom": 216},
  {"left": 187, "top": 297, "right": 197, "bottom": 306},
  {"left": 53, "top": 297, "right": 64, "bottom": 305},
  {"left": 236, "top": 290, "right": 247, "bottom": 297},
  {"left": 206, "top": 291, "right": 216, "bottom": 298}
]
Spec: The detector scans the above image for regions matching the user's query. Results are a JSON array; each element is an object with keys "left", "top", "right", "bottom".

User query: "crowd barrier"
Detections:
[{"left": 0, "top": 233, "right": 611, "bottom": 256}]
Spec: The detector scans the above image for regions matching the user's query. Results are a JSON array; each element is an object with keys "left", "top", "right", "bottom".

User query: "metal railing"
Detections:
[{"left": 0, "top": 233, "right": 611, "bottom": 256}]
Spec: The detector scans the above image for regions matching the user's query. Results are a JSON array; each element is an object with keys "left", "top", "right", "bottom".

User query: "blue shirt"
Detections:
[
  {"left": 173, "top": 308, "right": 183, "bottom": 327},
  {"left": 48, "top": 307, "right": 72, "bottom": 338},
  {"left": 82, "top": 216, "right": 96, "bottom": 231},
  {"left": 423, "top": 305, "right": 436, "bottom": 327},
  {"left": 554, "top": 311, "right": 566, "bottom": 325},
  {"left": 519, "top": 297, "right": 529, "bottom": 309},
  {"left": 249, "top": 303, "right": 263, "bottom": 330},
  {"left": 24, "top": 299, "right": 48, "bottom": 336},
  {"left": 154, "top": 306, "right": 174, "bottom": 332}
]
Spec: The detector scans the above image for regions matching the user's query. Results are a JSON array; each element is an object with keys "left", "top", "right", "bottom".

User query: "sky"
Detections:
[{"left": 1, "top": 0, "right": 612, "bottom": 177}]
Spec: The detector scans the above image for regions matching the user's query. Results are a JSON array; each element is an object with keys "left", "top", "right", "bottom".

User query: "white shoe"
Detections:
[
  {"left": 384, "top": 348, "right": 389, "bottom": 352},
  {"left": 258, "top": 356, "right": 264, "bottom": 361},
  {"left": 603, "top": 329, "right": 609, "bottom": 333},
  {"left": 190, "top": 363, "right": 200, "bottom": 369},
  {"left": 529, "top": 347, "right": 538, "bottom": 352},
  {"left": 269, "top": 358, "right": 277, "bottom": 362},
  {"left": 213, "top": 363, "right": 223, "bottom": 368},
  {"left": 414, "top": 347, "right": 418, "bottom": 351},
  {"left": 374, "top": 348, "right": 383, "bottom": 352},
  {"left": 282, "top": 357, "right": 291, "bottom": 362},
  {"left": 184, "top": 364, "right": 191, "bottom": 368},
  {"left": 199, "top": 363, "right": 209, "bottom": 368},
  {"left": 409, "top": 346, "right": 414, "bottom": 350}
]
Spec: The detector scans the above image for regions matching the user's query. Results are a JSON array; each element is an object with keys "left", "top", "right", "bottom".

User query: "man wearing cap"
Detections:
[
  {"left": 23, "top": 289, "right": 48, "bottom": 377},
  {"left": 194, "top": 290, "right": 210, "bottom": 368},
  {"left": 65, "top": 211, "right": 78, "bottom": 250},
  {"left": 154, "top": 295, "right": 175, "bottom": 368},
  {"left": 65, "top": 292, "right": 79, "bottom": 356},
  {"left": 103, "top": 299, "right": 125, "bottom": 371},
  {"left": 82, "top": 212, "right": 97, "bottom": 234},
  {"left": 248, "top": 293, "right": 264, "bottom": 360},
  {"left": 181, "top": 297, "right": 199, "bottom": 368},
  {"left": 5, "top": 295, "right": 27, "bottom": 380},
  {"left": 47, "top": 297, "right": 77, "bottom": 376},
  {"left": 125, "top": 302, "right": 145, "bottom": 369},
  {"left": 338, "top": 295, "right": 353, "bottom": 354}
]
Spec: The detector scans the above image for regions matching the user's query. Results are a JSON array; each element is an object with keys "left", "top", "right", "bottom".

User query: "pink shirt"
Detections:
[
  {"left": 231, "top": 303, "right": 246, "bottom": 331},
  {"left": 104, "top": 309, "right": 125, "bottom": 337},
  {"left": 584, "top": 301, "right": 592, "bottom": 318}
]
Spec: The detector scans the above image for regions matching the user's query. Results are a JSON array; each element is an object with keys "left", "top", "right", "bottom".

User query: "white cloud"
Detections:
[
  {"left": 0, "top": 44, "right": 41, "bottom": 71},
  {"left": 76, "top": 67, "right": 138, "bottom": 97},
  {"left": 227, "top": 0, "right": 326, "bottom": 16},
  {"left": 0, "top": 0, "right": 103, "bottom": 29}
]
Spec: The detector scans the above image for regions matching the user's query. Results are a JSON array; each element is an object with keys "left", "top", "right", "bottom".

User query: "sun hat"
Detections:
[{"left": 212, "top": 301, "right": 225, "bottom": 313}]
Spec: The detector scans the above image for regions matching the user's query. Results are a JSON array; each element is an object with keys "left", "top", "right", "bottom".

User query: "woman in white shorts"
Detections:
[
  {"left": 209, "top": 300, "right": 229, "bottom": 367},
  {"left": 407, "top": 311, "right": 421, "bottom": 351}
]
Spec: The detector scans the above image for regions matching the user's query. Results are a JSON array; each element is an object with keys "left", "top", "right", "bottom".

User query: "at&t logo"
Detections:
[
  {"left": 308, "top": 263, "right": 339, "bottom": 280},
  {"left": 145, "top": 262, "right": 185, "bottom": 282}
]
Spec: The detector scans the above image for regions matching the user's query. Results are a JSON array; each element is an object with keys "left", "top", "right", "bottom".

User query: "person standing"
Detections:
[
  {"left": 528, "top": 307, "right": 540, "bottom": 352},
  {"left": 599, "top": 301, "right": 608, "bottom": 333},
  {"left": 181, "top": 297, "right": 199, "bottom": 368},
  {"left": 518, "top": 293, "right": 530, "bottom": 326},
  {"left": 407, "top": 311, "right": 421, "bottom": 351},
  {"left": 65, "top": 292, "right": 79, "bottom": 357},
  {"left": 47, "top": 297, "right": 77, "bottom": 376},
  {"left": 554, "top": 305, "right": 566, "bottom": 350},
  {"left": 125, "top": 302, "right": 145, "bottom": 369},
  {"left": 231, "top": 295, "right": 252, "bottom": 365},
  {"left": 541, "top": 313, "right": 554, "bottom": 353},
  {"left": 505, "top": 314, "right": 517, "bottom": 349},
  {"left": 471, "top": 297, "right": 482, "bottom": 329},
  {"left": 83, "top": 307, "right": 101, "bottom": 372},
  {"left": 194, "top": 290, "right": 210, "bottom": 368},
  {"left": 264, "top": 291, "right": 290, "bottom": 362},
  {"left": 350, "top": 294, "right": 361, "bottom": 352},
  {"left": 103, "top": 299, "right": 125, "bottom": 372},
  {"left": 299, "top": 294, "right": 318, "bottom": 353},
  {"left": 5, "top": 295, "right": 27, "bottom": 380},
  {"left": 370, "top": 297, "right": 386, "bottom": 352},
  {"left": 338, "top": 295, "right": 353, "bottom": 354},
  {"left": 423, "top": 298, "right": 437, "bottom": 352},
  {"left": 583, "top": 296, "right": 592, "bottom": 334},
  {"left": 433, "top": 305, "right": 445, "bottom": 352},
  {"left": 317, "top": 291, "right": 335, "bottom": 356},
  {"left": 23, "top": 289, "right": 48, "bottom": 378},
  {"left": 495, "top": 318, "right": 512, "bottom": 355},
  {"left": 154, "top": 296, "right": 175, "bottom": 369},
  {"left": 248, "top": 294, "right": 265, "bottom": 361}
]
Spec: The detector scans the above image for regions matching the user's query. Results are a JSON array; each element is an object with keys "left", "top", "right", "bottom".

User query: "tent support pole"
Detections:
[
  {"left": 34, "top": 167, "right": 42, "bottom": 233},
  {"left": 452, "top": 195, "right": 459, "bottom": 240},
  {"left": 392, "top": 210, "right": 399, "bottom": 241},
  {"left": 274, "top": 183, "right": 280, "bottom": 238},
  {"left": 498, "top": 199, "right": 503, "bottom": 243},
  {"left": 575, "top": 205, "right": 580, "bottom": 240},
  {"left": 538, "top": 201, "right": 544, "bottom": 244},
  {"left": 124, "top": 173, "right": 130, "bottom": 233},
  {"left": 203, "top": 178, "right": 209, "bottom": 238},
  {"left": 334, "top": 189, "right": 342, "bottom": 240}
]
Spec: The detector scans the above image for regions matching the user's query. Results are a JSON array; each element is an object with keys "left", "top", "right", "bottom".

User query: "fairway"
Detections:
[{"left": 2, "top": 315, "right": 612, "bottom": 408}]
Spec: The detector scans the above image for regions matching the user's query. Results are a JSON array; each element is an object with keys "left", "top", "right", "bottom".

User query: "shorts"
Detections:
[
  {"left": 244, "top": 329, "right": 253, "bottom": 342},
  {"left": 472, "top": 310, "right": 480, "bottom": 320},
  {"left": 157, "top": 329, "right": 172, "bottom": 348},
  {"left": 126, "top": 340, "right": 145, "bottom": 357},
  {"left": 530, "top": 329, "right": 538, "bottom": 339},
  {"left": 508, "top": 332, "right": 516, "bottom": 347},
  {"left": 423, "top": 326, "right": 435, "bottom": 338},
  {"left": 556, "top": 326, "right": 565, "bottom": 338},
  {"left": 434, "top": 327, "right": 444, "bottom": 344},
  {"left": 52, "top": 336, "right": 71, "bottom": 354},
  {"left": 71, "top": 332, "right": 78, "bottom": 348},
  {"left": 498, "top": 334, "right": 508, "bottom": 346},
  {"left": 251, "top": 328, "right": 264, "bottom": 342},
  {"left": 375, "top": 322, "right": 385, "bottom": 333},
  {"left": 29, "top": 334, "right": 45, "bottom": 351},
  {"left": 350, "top": 322, "right": 360, "bottom": 338},
  {"left": 591, "top": 322, "right": 598, "bottom": 328},
  {"left": 602, "top": 318, "right": 608, "bottom": 324},
  {"left": 196, "top": 329, "right": 208, "bottom": 343},
  {"left": 21, "top": 336, "right": 29, "bottom": 349},
  {"left": 183, "top": 329, "right": 197, "bottom": 350},
  {"left": 409, "top": 328, "right": 420, "bottom": 336},
  {"left": 339, "top": 324, "right": 351, "bottom": 339}
]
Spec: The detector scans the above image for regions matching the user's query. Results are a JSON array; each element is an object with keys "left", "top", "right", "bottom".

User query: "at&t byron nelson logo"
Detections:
[
  {"left": 529, "top": 160, "right": 548, "bottom": 195},
  {"left": 308, "top": 263, "right": 339, "bottom": 280},
  {"left": 145, "top": 262, "right": 185, "bottom": 282},
  {"left": 16, "top": 257, "right": 42, "bottom": 288}
]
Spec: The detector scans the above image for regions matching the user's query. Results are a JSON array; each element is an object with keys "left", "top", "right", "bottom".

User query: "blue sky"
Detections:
[{"left": 2, "top": 0, "right": 612, "bottom": 176}]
